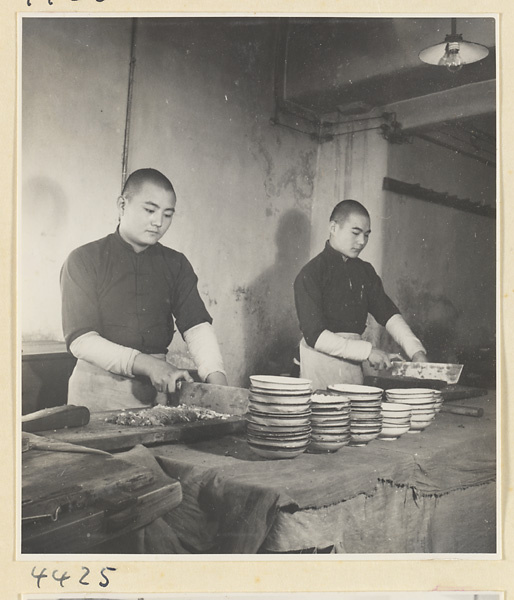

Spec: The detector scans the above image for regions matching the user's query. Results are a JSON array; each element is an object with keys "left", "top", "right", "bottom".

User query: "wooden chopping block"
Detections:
[
  {"left": 171, "top": 381, "right": 250, "bottom": 415},
  {"left": 22, "top": 405, "right": 90, "bottom": 433}
]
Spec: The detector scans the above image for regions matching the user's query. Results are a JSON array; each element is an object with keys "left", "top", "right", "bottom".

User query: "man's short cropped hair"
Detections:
[
  {"left": 122, "top": 168, "right": 175, "bottom": 199},
  {"left": 330, "top": 199, "right": 369, "bottom": 223}
]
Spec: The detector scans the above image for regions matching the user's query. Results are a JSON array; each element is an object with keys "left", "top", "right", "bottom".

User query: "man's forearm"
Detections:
[
  {"left": 70, "top": 331, "right": 140, "bottom": 377},
  {"left": 314, "top": 330, "right": 372, "bottom": 362},
  {"left": 183, "top": 322, "right": 226, "bottom": 381},
  {"left": 385, "top": 314, "right": 426, "bottom": 359}
]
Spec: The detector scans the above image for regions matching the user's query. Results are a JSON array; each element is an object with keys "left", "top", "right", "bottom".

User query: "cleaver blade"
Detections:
[{"left": 171, "top": 381, "right": 250, "bottom": 416}]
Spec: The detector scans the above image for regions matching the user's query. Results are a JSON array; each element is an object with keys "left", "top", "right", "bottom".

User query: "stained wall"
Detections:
[
  {"left": 383, "top": 137, "right": 496, "bottom": 362},
  {"left": 21, "top": 18, "right": 133, "bottom": 340},
  {"left": 21, "top": 17, "right": 318, "bottom": 386}
]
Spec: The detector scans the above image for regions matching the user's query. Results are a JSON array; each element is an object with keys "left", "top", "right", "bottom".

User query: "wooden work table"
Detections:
[
  {"left": 25, "top": 392, "right": 497, "bottom": 555},
  {"left": 148, "top": 393, "right": 497, "bottom": 554}
]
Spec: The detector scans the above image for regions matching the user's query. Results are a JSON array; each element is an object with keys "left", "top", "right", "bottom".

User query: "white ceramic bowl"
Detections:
[
  {"left": 382, "top": 405, "right": 412, "bottom": 412},
  {"left": 386, "top": 387, "right": 436, "bottom": 395},
  {"left": 328, "top": 383, "right": 384, "bottom": 395},
  {"left": 311, "top": 432, "right": 352, "bottom": 442},
  {"left": 411, "top": 414, "right": 435, "bottom": 422},
  {"left": 307, "top": 439, "right": 350, "bottom": 452},
  {"left": 382, "top": 419, "right": 411, "bottom": 426},
  {"left": 248, "top": 443, "right": 308, "bottom": 459},
  {"left": 250, "top": 386, "right": 312, "bottom": 396},
  {"left": 350, "top": 431, "right": 381, "bottom": 444},
  {"left": 249, "top": 375, "right": 312, "bottom": 390},
  {"left": 246, "top": 421, "right": 311, "bottom": 435},
  {"left": 250, "top": 392, "right": 311, "bottom": 405},
  {"left": 248, "top": 413, "right": 311, "bottom": 427},
  {"left": 387, "top": 398, "right": 436, "bottom": 406},
  {"left": 380, "top": 424, "right": 410, "bottom": 436},
  {"left": 247, "top": 434, "right": 310, "bottom": 448}
]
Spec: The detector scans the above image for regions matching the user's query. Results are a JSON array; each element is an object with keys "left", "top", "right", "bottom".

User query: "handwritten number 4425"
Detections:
[{"left": 31, "top": 566, "right": 117, "bottom": 588}]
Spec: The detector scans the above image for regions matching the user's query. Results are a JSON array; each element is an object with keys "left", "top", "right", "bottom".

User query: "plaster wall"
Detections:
[
  {"left": 21, "top": 18, "right": 132, "bottom": 341},
  {"left": 382, "top": 137, "right": 496, "bottom": 361},
  {"left": 125, "top": 19, "right": 319, "bottom": 384},
  {"left": 21, "top": 18, "right": 318, "bottom": 386}
]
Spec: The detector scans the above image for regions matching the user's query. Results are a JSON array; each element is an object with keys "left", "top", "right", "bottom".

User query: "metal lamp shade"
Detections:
[{"left": 419, "top": 40, "right": 489, "bottom": 66}]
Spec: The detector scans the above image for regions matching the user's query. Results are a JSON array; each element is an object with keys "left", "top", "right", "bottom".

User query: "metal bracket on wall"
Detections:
[
  {"left": 383, "top": 177, "right": 495, "bottom": 219},
  {"left": 380, "top": 113, "right": 413, "bottom": 144}
]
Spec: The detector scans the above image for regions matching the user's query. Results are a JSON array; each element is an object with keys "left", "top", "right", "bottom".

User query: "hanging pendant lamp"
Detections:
[{"left": 419, "top": 18, "right": 489, "bottom": 72}]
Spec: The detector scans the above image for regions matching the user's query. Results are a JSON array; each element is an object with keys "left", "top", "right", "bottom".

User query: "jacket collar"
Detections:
[
  {"left": 113, "top": 227, "right": 160, "bottom": 255},
  {"left": 323, "top": 240, "right": 351, "bottom": 263}
]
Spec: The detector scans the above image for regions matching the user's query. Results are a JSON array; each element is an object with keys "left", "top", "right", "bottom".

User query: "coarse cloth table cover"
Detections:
[{"left": 148, "top": 394, "right": 496, "bottom": 554}]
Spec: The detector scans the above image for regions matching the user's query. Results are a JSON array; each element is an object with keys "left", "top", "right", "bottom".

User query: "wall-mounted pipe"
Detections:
[{"left": 121, "top": 18, "right": 138, "bottom": 192}]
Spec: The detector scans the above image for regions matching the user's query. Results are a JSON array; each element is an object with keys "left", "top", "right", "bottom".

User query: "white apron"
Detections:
[
  {"left": 67, "top": 357, "right": 168, "bottom": 412},
  {"left": 299, "top": 334, "right": 364, "bottom": 391}
]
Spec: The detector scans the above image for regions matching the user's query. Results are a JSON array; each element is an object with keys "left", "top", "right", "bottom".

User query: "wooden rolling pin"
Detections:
[{"left": 440, "top": 404, "right": 484, "bottom": 417}]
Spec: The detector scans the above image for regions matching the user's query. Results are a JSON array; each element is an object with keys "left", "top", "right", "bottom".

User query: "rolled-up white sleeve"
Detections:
[
  {"left": 385, "top": 314, "right": 426, "bottom": 359},
  {"left": 183, "top": 322, "right": 226, "bottom": 381},
  {"left": 314, "top": 329, "right": 373, "bottom": 362},
  {"left": 69, "top": 331, "right": 141, "bottom": 377}
]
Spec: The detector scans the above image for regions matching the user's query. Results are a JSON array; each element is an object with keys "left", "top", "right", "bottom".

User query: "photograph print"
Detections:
[{"left": 20, "top": 14, "right": 498, "bottom": 556}]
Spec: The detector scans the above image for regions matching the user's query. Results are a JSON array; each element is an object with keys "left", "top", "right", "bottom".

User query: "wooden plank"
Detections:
[
  {"left": 22, "top": 450, "right": 156, "bottom": 518},
  {"left": 22, "top": 405, "right": 91, "bottom": 433},
  {"left": 22, "top": 446, "right": 182, "bottom": 553},
  {"left": 22, "top": 340, "right": 69, "bottom": 357},
  {"left": 23, "top": 480, "right": 182, "bottom": 553},
  {"left": 383, "top": 177, "right": 495, "bottom": 218},
  {"left": 37, "top": 412, "right": 246, "bottom": 452}
]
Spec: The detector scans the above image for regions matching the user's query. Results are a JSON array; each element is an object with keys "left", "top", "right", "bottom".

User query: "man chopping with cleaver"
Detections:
[
  {"left": 294, "top": 199, "right": 428, "bottom": 390},
  {"left": 61, "top": 168, "right": 227, "bottom": 412}
]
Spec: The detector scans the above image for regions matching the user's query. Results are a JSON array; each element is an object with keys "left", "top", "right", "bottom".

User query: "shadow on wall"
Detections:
[
  {"left": 391, "top": 280, "right": 462, "bottom": 363},
  {"left": 238, "top": 208, "right": 311, "bottom": 381}
]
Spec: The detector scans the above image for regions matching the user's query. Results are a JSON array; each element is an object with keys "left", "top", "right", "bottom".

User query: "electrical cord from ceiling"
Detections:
[{"left": 121, "top": 18, "right": 138, "bottom": 193}]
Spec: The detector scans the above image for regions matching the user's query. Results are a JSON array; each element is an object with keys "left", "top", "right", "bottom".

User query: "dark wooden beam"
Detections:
[{"left": 383, "top": 176, "right": 495, "bottom": 218}]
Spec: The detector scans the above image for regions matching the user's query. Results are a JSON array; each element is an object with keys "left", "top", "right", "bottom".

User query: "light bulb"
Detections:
[{"left": 440, "top": 41, "right": 463, "bottom": 72}]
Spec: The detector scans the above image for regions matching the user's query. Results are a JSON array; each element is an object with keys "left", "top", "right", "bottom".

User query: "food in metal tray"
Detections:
[
  {"left": 106, "top": 404, "right": 231, "bottom": 427},
  {"left": 390, "top": 361, "right": 463, "bottom": 384}
]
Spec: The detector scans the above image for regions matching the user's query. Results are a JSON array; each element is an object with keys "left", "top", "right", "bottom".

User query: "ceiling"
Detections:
[{"left": 280, "top": 17, "right": 496, "bottom": 158}]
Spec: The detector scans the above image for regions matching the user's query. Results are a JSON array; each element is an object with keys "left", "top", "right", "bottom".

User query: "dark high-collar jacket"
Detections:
[
  {"left": 294, "top": 242, "right": 399, "bottom": 348},
  {"left": 61, "top": 230, "right": 212, "bottom": 355}
]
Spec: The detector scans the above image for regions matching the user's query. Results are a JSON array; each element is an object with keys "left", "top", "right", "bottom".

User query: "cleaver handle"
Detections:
[{"left": 22, "top": 404, "right": 90, "bottom": 432}]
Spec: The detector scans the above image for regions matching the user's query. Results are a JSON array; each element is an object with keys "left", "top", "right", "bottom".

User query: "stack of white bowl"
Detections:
[
  {"left": 307, "top": 391, "right": 351, "bottom": 453},
  {"left": 246, "top": 375, "right": 312, "bottom": 459},
  {"left": 379, "top": 402, "right": 412, "bottom": 440},
  {"left": 434, "top": 390, "right": 444, "bottom": 413},
  {"left": 328, "top": 384, "right": 384, "bottom": 446},
  {"left": 384, "top": 388, "right": 437, "bottom": 433}
]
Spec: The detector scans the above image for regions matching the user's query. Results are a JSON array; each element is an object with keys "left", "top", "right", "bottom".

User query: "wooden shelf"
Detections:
[{"left": 383, "top": 176, "right": 496, "bottom": 218}]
